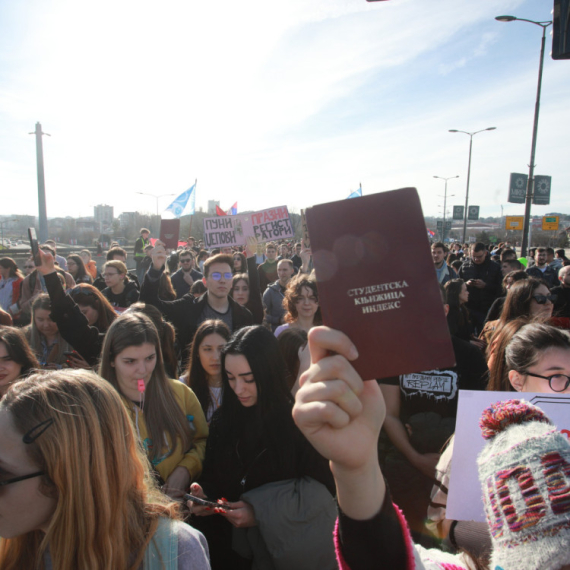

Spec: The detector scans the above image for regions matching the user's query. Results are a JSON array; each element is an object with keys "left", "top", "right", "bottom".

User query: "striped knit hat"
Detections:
[{"left": 478, "top": 399, "right": 570, "bottom": 570}]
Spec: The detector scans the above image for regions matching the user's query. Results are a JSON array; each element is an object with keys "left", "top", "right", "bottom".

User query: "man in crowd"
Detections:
[
  {"left": 458, "top": 242, "right": 502, "bottom": 333},
  {"left": 170, "top": 249, "right": 203, "bottom": 298},
  {"left": 526, "top": 246, "right": 558, "bottom": 288},
  {"left": 552, "top": 265, "right": 570, "bottom": 318},
  {"left": 499, "top": 248, "right": 518, "bottom": 262},
  {"left": 93, "top": 246, "right": 139, "bottom": 290},
  {"left": 546, "top": 247, "right": 563, "bottom": 272},
  {"left": 262, "top": 259, "right": 295, "bottom": 332},
  {"left": 500, "top": 258, "right": 522, "bottom": 277},
  {"left": 134, "top": 228, "right": 151, "bottom": 282},
  {"left": 44, "top": 239, "right": 67, "bottom": 271},
  {"left": 258, "top": 242, "right": 279, "bottom": 292},
  {"left": 291, "top": 242, "right": 303, "bottom": 270},
  {"left": 140, "top": 243, "right": 253, "bottom": 362},
  {"left": 431, "top": 242, "right": 457, "bottom": 285}
]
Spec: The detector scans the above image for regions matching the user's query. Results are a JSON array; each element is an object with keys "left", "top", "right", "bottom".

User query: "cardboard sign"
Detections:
[
  {"left": 203, "top": 206, "right": 294, "bottom": 248},
  {"left": 159, "top": 219, "right": 181, "bottom": 250},
  {"left": 301, "top": 209, "right": 311, "bottom": 249},
  {"left": 447, "top": 390, "right": 570, "bottom": 522}
]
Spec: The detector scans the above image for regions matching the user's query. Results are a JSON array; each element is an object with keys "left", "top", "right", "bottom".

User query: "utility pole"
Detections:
[{"left": 29, "top": 122, "right": 50, "bottom": 242}]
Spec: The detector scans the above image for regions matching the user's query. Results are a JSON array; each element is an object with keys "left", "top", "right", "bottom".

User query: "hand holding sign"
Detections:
[{"left": 152, "top": 241, "right": 167, "bottom": 271}]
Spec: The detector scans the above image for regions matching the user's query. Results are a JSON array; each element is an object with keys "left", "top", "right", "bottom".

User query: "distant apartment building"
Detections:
[
  {"left": 94, "top": 204, "right": 114, "bottom": 232},
  {"left": 207, "top": 200, "right": 220, "bottom": 215}
]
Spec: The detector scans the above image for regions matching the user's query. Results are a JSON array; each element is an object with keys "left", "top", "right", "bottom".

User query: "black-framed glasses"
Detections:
[
  {"left": 522, "top": 372, "right": 570, "bottom": 392},
  {"left": 211, "top": 272, "right": 233, "bottom": 281},
  {"left": 0, "top": 471, "right": 45, "bottom": 487},
  {"left": 532, "top": 294, "right": 557, "bottom": 305}
]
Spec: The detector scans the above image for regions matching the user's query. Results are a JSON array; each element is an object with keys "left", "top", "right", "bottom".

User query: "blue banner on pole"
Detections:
[{"left": 163, "top": 184, "right": 196, "bottom": 218}]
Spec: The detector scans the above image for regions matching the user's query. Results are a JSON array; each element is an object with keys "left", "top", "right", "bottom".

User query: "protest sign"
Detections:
[
  {"left": 300, "top": 209, "right": 311, "bottom": 249},
  {"left": 447, "top": 390, "right": 570, "bottom": 522},
  {"left": 203, "top": 206, "right": 294, "bottom": 248}
]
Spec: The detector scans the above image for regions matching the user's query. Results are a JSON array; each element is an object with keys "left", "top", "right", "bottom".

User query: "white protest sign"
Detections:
[
  {"left": 203, "top": 206, "right": 294, "bottom": 248},
  {"left": 447, "top": 390, "right": 570, "bottom": 522}
]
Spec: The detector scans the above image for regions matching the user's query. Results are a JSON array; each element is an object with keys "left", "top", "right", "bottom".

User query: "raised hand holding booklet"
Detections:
[{"left": 305, "top": 187, "right": 455, "bottom": 380}]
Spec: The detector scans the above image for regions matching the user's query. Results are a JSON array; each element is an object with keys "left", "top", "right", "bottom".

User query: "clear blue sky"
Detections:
[{"left": 0, "top": 0, "right": 567, "bottom": 220}]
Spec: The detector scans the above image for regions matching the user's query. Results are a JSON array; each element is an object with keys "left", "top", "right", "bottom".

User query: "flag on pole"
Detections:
[
  {"left": 347, "top": 184, "right": 363, "bottom": 199},
  {"left": 163, "top": 183, "right": 196, "bottom": 218},
  {"left": 227, "top": 202, "right": 238, "bottom": 215},
  {"left": 216, "top": 205, "right": 227, "bottom": 216}
]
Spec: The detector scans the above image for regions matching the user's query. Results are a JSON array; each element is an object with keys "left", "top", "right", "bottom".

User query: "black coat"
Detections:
[
  {"left": 140, "top": 267, "right": 253, "bottom": 359},
  {"left": 458, "top": 256, "right": 502, "bottom": 314}
]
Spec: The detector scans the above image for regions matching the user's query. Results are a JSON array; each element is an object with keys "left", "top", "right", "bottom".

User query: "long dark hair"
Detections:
[
  {"left": 184, "top": 319, "right": 231, "bottom": 416},
  {"left": 127, "top": 303, "right": 179, "bottom": 378},
  {"left": 218, "top": 326, "right": 297, "bottom": 466},
  {"left": 444, "top": 279, "right": 470, "bottom": 337},
  {"left": 498, "top": 278, "right": 548, "bottom": 327},
  {"left": 232, "top": 252, "right": 247, "bottom": 274},
  {"left": 0, "top": 257, "right": 24, "bottom": 280},
  {"left": 98, "top": 313, "right": 193, "bottom": 462},
  {"left": 69, "top": 284, "right": 116, "bottom": 332},
  {"left": 67, "top": 254, "right": 92, "bottom": 284},
  {"left": 0, "top": 326, "right": 39, "bottom": 381}
]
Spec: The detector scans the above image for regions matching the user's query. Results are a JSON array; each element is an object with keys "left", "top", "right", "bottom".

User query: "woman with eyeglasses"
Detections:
[
  {"left": 0, "top": 258, "right": 24, "bottom": 322},
  {"left": 0, "top": 326, "right": 39, "bottom": 399},
  {"left": 274, "top": 275, "right": 322, "bottom": 338},
  {"left": 0, "top": 369, "right": 210, "bottom": 570},
  {"left": 188, "top": 325, "right": 335, "bottom": 570},
  {"left": 65, "top": 254, "right": 92, "bottom": 284},
  {"left": 479, "top": 277, "right": 560, "bottom": 346},
  {"left": 99, "top": 312, "right": 208, "bottom": 500}
]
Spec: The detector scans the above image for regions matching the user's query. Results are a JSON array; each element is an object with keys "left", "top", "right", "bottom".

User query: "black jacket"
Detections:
[
  {"left": 44, "top": 272, "right": 105, "bottom": 366},
  {"left": 458, "top": 256, "right": 502, "bottom": 314},
  {"left": 552, "top": 285, "right": 570, "bottom": 318},
  {"left": 140, "top": 266, "right": 253, "bottom": 358}
]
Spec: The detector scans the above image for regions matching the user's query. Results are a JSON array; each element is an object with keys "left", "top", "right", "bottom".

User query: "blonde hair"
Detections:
[
  {"left": 0, "top": 369, "right": 179, "bottom": 570},
  {"left": 103, "top": 260, "right": 127, "bottom": 276}
]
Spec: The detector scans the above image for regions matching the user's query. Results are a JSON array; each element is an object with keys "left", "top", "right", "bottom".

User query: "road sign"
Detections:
[
  {"left": 468, "top": 206, "right": 479, "bottom": 221},
  {"left": 533, "top": 175, "right": 551, "bottom": 206},
  {"left": 453, "top": 206, "right": 464, "bottom": 220},
  {"left": 508, "top": 173, "right": 527, "bottom": 204},
  {"left": 505, "top": 216, "right": 524, "bottom": 230},
  {"left": 542, "top": 216, "right": 559, "bottom": 231}
]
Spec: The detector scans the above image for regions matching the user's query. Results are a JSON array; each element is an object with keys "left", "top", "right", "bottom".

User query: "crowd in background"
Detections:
[{"left": 1, "top": 228, "right": 570, "bottom": 569}]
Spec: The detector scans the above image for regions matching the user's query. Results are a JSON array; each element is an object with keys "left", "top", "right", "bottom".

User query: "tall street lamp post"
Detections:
[
  {"left": 495, "top": 15, "right": 552, "bottom": 257},
  {"left": 449, "top": 128, "right": 496, "bottom": 243},
  {"left": 135, "top": 192, "right": 176, "bottom": 219},
  {"left": 434, "top": 175, "right": 459, "bottom": 241}
]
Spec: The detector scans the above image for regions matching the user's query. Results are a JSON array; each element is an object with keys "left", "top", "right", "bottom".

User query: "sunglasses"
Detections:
[
  {"left": 210, "top": 272, "right": 233, "bottom": 281},
  {"left": 70, "top": 286, "right": 96, "bottom": 297},
  {"left": 532, "top": 294, "right": 557, "bottom": 305}
]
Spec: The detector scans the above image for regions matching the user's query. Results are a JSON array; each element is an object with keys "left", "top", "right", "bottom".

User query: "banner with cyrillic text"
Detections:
[{"left": 203, "top": 206, "right": 294, "bottom": 248}]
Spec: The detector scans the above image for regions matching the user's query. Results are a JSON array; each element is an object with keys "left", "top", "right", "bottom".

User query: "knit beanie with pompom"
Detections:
[{"left": 478, "top": 399, "right": 570, "bottom": 570}]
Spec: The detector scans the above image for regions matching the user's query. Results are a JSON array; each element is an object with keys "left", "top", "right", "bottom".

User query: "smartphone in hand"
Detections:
[{"left": 28, "top": 228, "right": 40, "bottom": 266}]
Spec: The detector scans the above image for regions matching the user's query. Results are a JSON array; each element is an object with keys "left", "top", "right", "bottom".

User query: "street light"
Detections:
[
  {"left": 135, "top": 192, "right": 176, "bottom": 218},
  {"left": 495, "top": 15, "right": 553, "bottom": 257},
  {"left": 434, "top": 175, "right": 459, "bottom": 241},
  {"left": 449, "top": 127, "right": 496, "bottom": 243}
]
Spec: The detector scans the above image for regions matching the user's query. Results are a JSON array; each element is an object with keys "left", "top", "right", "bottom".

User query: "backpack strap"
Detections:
[{"left": 143, "top": 518, "right": 178, "bottom": 570}]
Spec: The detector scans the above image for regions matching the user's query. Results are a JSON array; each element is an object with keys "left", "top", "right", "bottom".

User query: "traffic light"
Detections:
[{"left": 553, "top": 0, "right": 570, "bottom": 59}]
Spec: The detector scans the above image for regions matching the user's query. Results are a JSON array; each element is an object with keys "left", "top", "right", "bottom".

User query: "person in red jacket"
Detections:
[{"left": 0, "top": 258, "right": 24, "bottom": 320}]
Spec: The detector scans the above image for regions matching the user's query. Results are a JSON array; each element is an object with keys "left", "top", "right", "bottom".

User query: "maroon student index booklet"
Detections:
[{"left": 305, "top": 187, "right": 455, "bottom": 380}]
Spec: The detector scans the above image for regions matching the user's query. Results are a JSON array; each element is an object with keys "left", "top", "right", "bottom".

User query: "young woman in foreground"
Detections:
[
  {"left": 0, "top": 369, "right": 210, "bottom": 569},
  {"left": 0, "top": 326, "right": 39, "bottom": 398},
  {"left": 293, "top": 326, "right": 570, "bottom": 570}
]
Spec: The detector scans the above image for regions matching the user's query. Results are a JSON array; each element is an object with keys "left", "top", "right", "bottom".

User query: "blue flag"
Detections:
[
  {"left": 163, "top": 184, "right": 196, "bottom": 218},
  {"left": 347, "top": 188, "right": 362, "bottom": 199}
]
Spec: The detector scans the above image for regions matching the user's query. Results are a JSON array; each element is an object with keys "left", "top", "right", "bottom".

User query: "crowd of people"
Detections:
[{"left": 0, "top": 229, "right": 569, "bottom": 569}]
